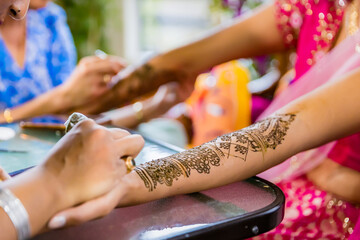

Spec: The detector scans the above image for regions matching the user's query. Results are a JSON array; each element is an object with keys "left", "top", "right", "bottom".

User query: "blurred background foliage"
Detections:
[
  {"left": 55, "top": 0, "right": 123, "bottom": 59},
  {"left": 55, "top": 0, "right": 264, "bottom": 66}
]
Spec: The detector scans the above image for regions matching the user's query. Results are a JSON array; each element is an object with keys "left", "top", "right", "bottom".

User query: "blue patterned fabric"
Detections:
[{"left": 0, "top": 2, "right": 76, "bottom": 111}]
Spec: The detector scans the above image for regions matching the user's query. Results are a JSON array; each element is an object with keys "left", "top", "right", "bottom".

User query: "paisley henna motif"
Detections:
[{"left": 135, "top": 113, "right": 296, "bottom": 191}]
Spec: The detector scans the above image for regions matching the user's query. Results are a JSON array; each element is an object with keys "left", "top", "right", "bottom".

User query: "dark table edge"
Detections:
[
  {"left": 168, "top": 176, "right": 285, "bottom": 240},
  {"left": 138, "top": 135, "right": 286, "bottom": 239}
]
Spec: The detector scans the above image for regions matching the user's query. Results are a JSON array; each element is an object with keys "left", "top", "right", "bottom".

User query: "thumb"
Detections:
[{"left": 0, "top": 167, "right": 11, "bottom": 181}]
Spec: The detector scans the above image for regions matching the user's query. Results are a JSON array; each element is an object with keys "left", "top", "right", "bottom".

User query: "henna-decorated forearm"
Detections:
[
  {"left": 83, "top": 63, "right": 189, "bottom": 114},
  {"left": 114, "top": 64, "right": 187, "bottom": 104},
  {"left": 134, "top": 113, "right": 296, "bottom": 192}
]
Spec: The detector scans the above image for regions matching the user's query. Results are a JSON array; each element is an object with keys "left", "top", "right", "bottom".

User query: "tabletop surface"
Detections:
[
  {"left": 0, "top": 124, "right": 181, "bottom": 173},
  {"left": 0, "top": 124, "right": 284, "bottom": 240}
]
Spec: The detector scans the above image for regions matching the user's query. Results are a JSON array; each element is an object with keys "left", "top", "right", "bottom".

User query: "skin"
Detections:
[
  {"left": 0, "top": 55, "right": 124, "bottom": 123},
  {"left": 91, "top": 0, "right": 360, "bottom": 207},
  {"left": 90, "top": 0, "right": 351, "bottom": 130},
  {"left": 29, "top": 0, "right": 49, "bottom": 9},
  {"left": 75, "top": 2, "right": 284, "bottom": 114},
  {"left": 51, "top": 67, "right": 360, "bottom": 227},
  {"left": 0, "top": 120, "right": 144, "bottom": 240},
  {"left": 0, "top": 0, "right": 358, "bottom": 238},
  {"left": 96, "top": 82, "right": 192, "bottom": 129},
  {"left": 0, "top": 0, "right": 50, "bottom": 67},
  {"left": 0, "top": 0, "right": 29, "bottom": 24},
  {"left": 0, "top": 166, "right": 11, "bottom": 181},
  {"left": 0, "top": 3, "right": 144, "bottom": 240}
]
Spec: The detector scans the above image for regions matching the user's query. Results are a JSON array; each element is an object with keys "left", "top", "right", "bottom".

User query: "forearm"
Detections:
[
  {"left": 118, "top": 113, "right": 299, "bottom": 206},
  {"left": 110, "top": 97, "right": 172, "bottom": 129},
  {"left": 0, "top": 167, "right": 63, "bottom": 239},
  {"left": 86, "top": 2, "right": 284, "bottom": 113},
  {"left": 0, "top": 85, "right": 69, "bottom": 123},
  {"left": 118, "top": 67, "right": 360, "bottom": 206}
]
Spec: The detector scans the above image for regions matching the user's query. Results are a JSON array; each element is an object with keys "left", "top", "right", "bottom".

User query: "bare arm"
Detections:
[
  {"left": 150, "top": 2, "right": 285, "bottom": 74},
  {"left": 76, "top": 2, "right": 285, "bottom": 113},
  {"left": 96, "top": 82, "right": 189, "bottom": 129},
  {"left": 119, "top": 68, "right": 360, "bottom": 205},
  {"left": 0, "top": 120, "right": 144, "bottom": 240},
  {"left": 51, "top": 67, "right": 360, "bottom": 227},
  {"left": 0, "top": 57, "right": 123, "bottom": 124}
]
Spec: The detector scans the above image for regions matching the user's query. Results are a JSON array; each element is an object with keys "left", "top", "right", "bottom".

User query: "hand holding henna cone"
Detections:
[{"left": 64, "top": 113, "right": 135, "bottom": 173}]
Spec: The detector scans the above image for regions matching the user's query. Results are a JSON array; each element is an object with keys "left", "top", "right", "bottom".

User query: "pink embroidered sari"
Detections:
[
  {"left": 251, "top": 0, "right": 346, "bottom": 120},
  {"left": 258, "top": 0, "right": 360, "bottom": 181},
  {"left": 253, "top": 31, "right": 360, "bottom": 239},
  {"left": 251, "top": 0, "right": 360, "bottom": 239}
]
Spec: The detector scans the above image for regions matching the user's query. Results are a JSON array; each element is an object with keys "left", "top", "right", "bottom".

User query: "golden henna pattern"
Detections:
[
  {"left": 135, "top": 114, "right": 296, "bottom": 191},
  {"left": 135, "top": 145, "right": 220, "bottom": 191},
  {"left": 211, "top": 113, "right": 296, "bottom": 160}
]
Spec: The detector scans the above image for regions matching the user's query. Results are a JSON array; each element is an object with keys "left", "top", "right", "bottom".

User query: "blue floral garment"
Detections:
[{"left": 0, "top": 3, "right": 76, "bottom": 111}]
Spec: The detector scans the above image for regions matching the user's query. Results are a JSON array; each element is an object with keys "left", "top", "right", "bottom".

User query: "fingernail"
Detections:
[{"left": 48, "top": 216, "right": 66, "bottom": 229}]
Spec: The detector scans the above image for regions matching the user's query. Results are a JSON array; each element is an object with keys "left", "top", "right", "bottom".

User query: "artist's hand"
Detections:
[
  {"left": 75, "top": 59, "right": 194, "bottom": 114},
  {"left": 43, "top": 120, "right": 144, "bottom": 228},
  {"left": 0, "top": 166, "right": 11, "bottom": 181},
  {"left": 48, "top": 182, "right": 126, "bottom": 228},
  {"left": 60, "top": 56, "right": 124, "bottom": 111}
]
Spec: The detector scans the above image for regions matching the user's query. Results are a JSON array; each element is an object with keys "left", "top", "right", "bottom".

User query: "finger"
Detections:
[
  {"left": 107, "top": 55, "right": 128, "bottom": 67},
  {"left": 87, "top": 60, "right": 124, "bottom": 75},
  {"left": 78, "top": 56, "right": 103, "bottom": 64},
  {"left": 116, "top": 134, "right": 145, "bottom": 158},
  {"left": 95, "top": 115, "right": 111, "bottom": 125},
  {"left": 72, "top": 118, "right": 96, "bottom": 133},
  {"left": 109, "top": 128, "right": 130, "bottom": 140},
  {"left": 92, "top": 56, "right": 127, "bottom": 72},
  {"left": 48, "top": 189, "right": 120, "bottom": 229},
  {"left": 0, "top": 167, "right": 11, "bottom": 181}
]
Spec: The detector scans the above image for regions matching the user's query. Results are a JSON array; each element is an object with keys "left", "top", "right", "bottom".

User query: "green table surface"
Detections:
[{"left": 0, "top": 124, "right": 181, "bottom": 174}]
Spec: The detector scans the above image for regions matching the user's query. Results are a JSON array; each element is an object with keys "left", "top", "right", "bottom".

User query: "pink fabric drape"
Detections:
[
  {"left": 257, "top": 31, "right": 360, "bottom": 182},
  {"left": 254, "top": 29, "right": 360, "bottom": 240}
]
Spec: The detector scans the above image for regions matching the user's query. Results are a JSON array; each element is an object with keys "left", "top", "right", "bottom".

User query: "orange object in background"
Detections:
[{"left": 187, "top": 60, "right": 251, "bottom": 147}]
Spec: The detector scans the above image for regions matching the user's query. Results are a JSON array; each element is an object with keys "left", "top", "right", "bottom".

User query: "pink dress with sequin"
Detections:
[
  {"left": 250, "top": 0, "right": 360, "bottom": 239},
  {"left": 276, "top": 0, "right": 344, "bottom": 80}
]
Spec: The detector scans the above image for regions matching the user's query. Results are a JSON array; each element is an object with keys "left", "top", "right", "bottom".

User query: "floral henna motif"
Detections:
[
  {"left": 213, "top": 113, "right": 296, "bottom": 160},
  {"left": 134, "top": 145, "right": 220, "bottom": 191},
  {"left": 116, "top": 63, "right": 187, "bottom": 102},
  {"left": 135, "top": 113, "right": 296, "bottom": 191}
]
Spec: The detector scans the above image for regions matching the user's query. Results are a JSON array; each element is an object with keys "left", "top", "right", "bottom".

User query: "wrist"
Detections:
[
  {"left": 36, "top": 166, "right": 68, "bottom": 212},
  {"left": 40, "top": 159, "right": 79, "bottom": 210},
  {"left": 52, "top": 85, "right": 73, "bottom": 113},
  {"left": 141, "top": 98, "right": 160, "bottom": 122},
  {"left": 149, "top": 52, "right": 183, "bottom": 71},
  {"left": 116, "top": 172, "right": 144, "bottom": 207},
  {"left": 2, "top": 166, "right": 66, "bottom": 236}
]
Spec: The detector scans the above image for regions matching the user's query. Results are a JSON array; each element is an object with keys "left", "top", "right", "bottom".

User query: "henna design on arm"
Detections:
[
  {"left": 115, "top": 63, "right": 187, "bottom": 102},
  {"left": 134, "top": 113, "right": 296, "bottom": 191},
  {"left": 212, "top": 113, "right": 296, "bottom": 160}
]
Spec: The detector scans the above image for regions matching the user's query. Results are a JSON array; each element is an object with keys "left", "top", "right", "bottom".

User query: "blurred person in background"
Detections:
[
  {"left": 0, "top": 0, "right": 124, "bottom": 124},
  {"left": 0, "top": 4, "right": 144, "bottom": 240}
]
